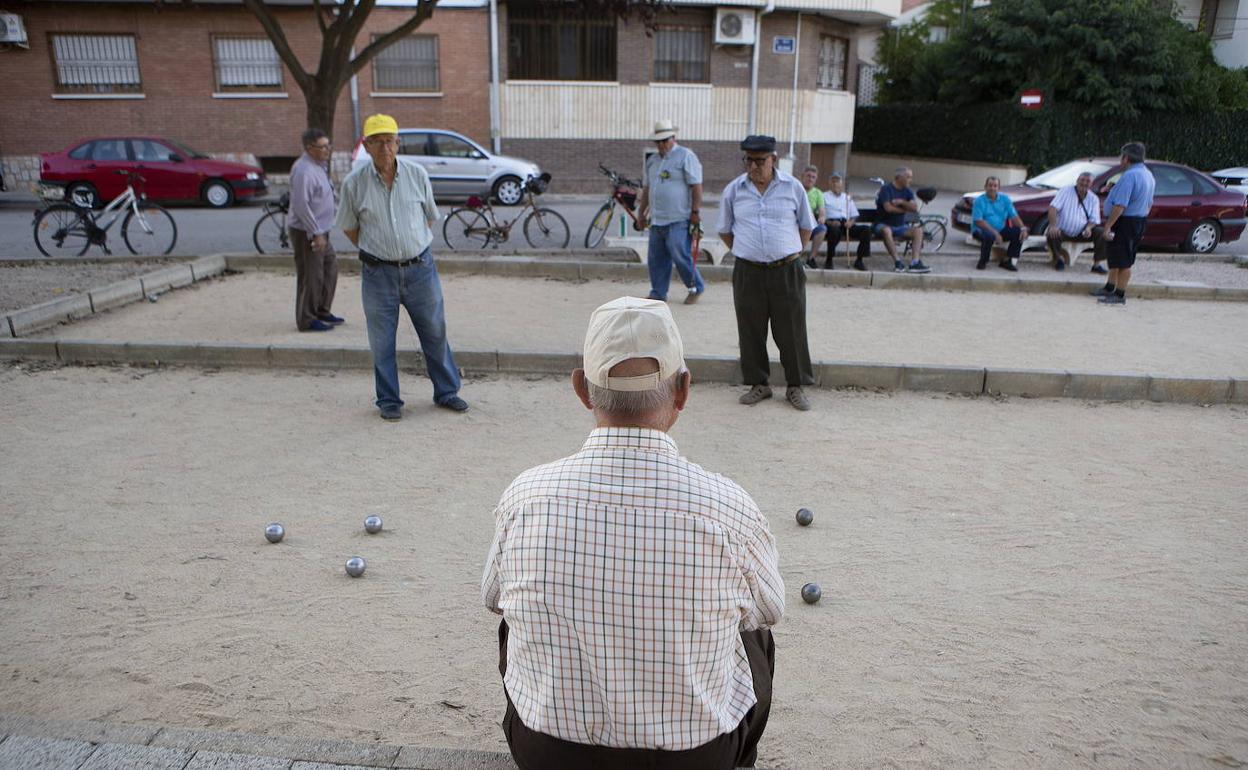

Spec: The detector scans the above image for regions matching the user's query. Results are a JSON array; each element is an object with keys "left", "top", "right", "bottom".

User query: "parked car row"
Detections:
[{"left": 949, "top": 158, "right": 1248, "bottom": 254}]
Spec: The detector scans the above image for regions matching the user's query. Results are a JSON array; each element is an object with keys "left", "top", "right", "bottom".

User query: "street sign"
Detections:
[
  {"left": 772, "top": 36, "right": 795, "bottom": 54},
  {"left": 1020, "top": 89, "right": 1044, "bottom": 110}
]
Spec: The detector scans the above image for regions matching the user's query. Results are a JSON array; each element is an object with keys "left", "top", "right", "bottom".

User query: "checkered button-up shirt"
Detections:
[{"left": 482, "top": 428, "right": 784, "bottom": 751}]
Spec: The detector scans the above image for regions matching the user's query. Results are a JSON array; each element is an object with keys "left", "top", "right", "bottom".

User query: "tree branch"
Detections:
[
  {"left": 312, "top": 0, "right": 330, "bottom": 38},
  {"left": 240, "top": 0, "right": 312, "bottom": 92},
  {"left": 349, "top": 0, "right": 438, "bottom": 76}
]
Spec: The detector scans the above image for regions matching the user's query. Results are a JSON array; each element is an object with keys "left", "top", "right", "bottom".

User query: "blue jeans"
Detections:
[
  {"left": 647, "top": 220, "right": 705, "bottom": 300},
  {"left": 361, "top": 249, "right": 461, "bottom": 409}
]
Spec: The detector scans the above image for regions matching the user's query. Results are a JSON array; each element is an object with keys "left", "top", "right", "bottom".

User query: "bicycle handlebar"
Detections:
[{"left": 114, "top": 170, "right": 147, "bottom": 184}]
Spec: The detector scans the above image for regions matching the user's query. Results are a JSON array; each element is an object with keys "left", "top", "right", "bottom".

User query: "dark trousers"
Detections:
[
  {"left": 1107, "top": 216, "right": 1147, "bottom": 269},
  {"left": 732, "top": 257, "right": 815, "bottom": 388},
  {"left": 1046, "top": 226, "right": 1106, "bottom": 264},
  {"left": 291, "top": 227, "right": 338, "bottom": 330},
  {"left": 498, "top": 619, "right": 775, "bottom": 770},
  {"left": 974, "top": 226, "right": 1023, "bottom": 263},
  {"left": 824, "top": 219, "right": 871, "bottom": 266}
]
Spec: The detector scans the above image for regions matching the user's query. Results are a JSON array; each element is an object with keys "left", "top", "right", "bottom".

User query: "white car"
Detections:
[
  {"left": 351, "top": 129, "right": 542, "bottom": 206},
  {"left": 1211, "top": 166, "right": 1248, "bottom": 196}
]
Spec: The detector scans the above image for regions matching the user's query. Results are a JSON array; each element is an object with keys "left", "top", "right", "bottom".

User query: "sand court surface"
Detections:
[
  {"left": 1, "top": 363, "right": 1245, "bottom": 769},
  {"left": 33, "top": 270, "right": 1248, "bottom": 378}
]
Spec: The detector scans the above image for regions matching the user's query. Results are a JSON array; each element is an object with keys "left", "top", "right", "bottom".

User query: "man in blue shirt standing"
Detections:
[
  {"left": 1094, "top": 142, "right": 1156, "bottom": 306},
  {"left": 638, "top": 120, "right": 705, "bottom": 305},
  {"left": 971, "top": 177, "right": 1028, "bottom": 271},
  {"left": 873, "top": 167, "right": 929, "bottom": 273}
]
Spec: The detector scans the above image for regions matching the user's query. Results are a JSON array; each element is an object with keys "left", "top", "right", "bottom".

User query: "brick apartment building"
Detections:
[{"left": 0, "top": 0, "right": 900, "bottom": 194}]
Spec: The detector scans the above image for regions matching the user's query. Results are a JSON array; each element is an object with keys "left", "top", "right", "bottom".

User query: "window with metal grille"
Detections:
[
  {"left": 372, "top": 34, "right": 440, "bottom": 92},
  {"left": 50, "top": 34, "right": 141, "bottom": 94},
  {"left": 654, "top": 25, "right": 710, "bottom": 83},
  {"left": 213, "top": 37, "right": 282, "bottom": 92},
  {"left": 816, "top": 35, "right": 848, "bottom": 91},
  {"left": 507, "top": 3, "right": 616, "bottom": 81}
]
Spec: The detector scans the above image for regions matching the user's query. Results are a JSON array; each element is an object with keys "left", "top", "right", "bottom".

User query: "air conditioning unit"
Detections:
[
  {"left": 714, "top": 8, "right": 756, "bottom": 46},
  {"left": 0, "top": 13, "right": 27, "bottom": 45}
]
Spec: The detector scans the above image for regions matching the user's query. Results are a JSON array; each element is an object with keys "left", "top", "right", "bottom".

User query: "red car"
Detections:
[
  {"left": 951, "top": 158, "right": 1247, "bottom": 254},
  {"left": 40, "top": 136, "right": 267, "bottom": 208}
]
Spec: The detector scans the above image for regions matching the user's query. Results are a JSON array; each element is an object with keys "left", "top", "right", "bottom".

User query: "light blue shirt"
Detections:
[
  {"left": 335, "top": 157, "right": 440, "bottom": 261},
  {"left": 1105, "top": 163, "right": 1156, "bottom": 217},
  {"left": 971, "top": 192, "right": 1019, "bottom": 236},
  {"left": 645, "top": 145, "right": 702, "bottom": 226},
  {"left": 717, "top": 170, "right": 815, "bottom": 263}
]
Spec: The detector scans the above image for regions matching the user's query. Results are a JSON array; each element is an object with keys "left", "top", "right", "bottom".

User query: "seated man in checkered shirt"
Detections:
[{"left": 482, "top": 296, "right": 785, "bottom": 770}]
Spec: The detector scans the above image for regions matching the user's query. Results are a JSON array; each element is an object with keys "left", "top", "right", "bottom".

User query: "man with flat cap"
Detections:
[
  {"left": 637, "top": 119, "right": 706, "bottom": 304},
  {"left": 717, "top": 135, "right": 816, "bottom": 411},
  {"left": 483, "top": 296, "right": 783, "bottom": 770}
]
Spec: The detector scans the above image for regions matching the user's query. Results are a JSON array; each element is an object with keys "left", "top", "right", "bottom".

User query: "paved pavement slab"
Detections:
[
  {"left": 0, "top": 734, "right": 99, "bottom": 770},
  {"left": 78, "top": 742, "right": 193, "bottom": 769},
  {"left": 184, "top": 750, "right": 293, "bottom": 769}
]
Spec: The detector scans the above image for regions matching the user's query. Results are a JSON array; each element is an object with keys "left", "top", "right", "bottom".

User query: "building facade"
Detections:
[{"left": 0, "top": 0, "right": 900, "bottom": 193}]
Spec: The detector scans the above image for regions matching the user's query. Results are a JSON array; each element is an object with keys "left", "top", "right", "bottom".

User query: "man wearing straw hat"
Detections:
[{"left": 637, "top": 119, "right": 706, "bottom": 304}]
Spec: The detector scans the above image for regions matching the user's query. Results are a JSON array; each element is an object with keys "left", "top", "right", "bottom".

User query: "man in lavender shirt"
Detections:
[{"left": 289, "top": 128, "right": 342, "bottom": 332}]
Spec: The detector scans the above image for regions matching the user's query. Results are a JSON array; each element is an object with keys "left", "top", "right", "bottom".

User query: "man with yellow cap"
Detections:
[{"left": 335, "top": 114, "right": 468, "bottom": 419}]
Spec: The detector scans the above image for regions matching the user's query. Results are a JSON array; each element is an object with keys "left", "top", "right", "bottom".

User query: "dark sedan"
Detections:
[
  {"left": 40, "top": 136, "right": 267, "bottom": 208},
  {"left": 950, "top": 158, "right": 1247, "bottom": 254}
]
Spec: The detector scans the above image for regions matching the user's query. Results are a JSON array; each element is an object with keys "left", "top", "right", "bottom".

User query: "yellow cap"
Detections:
[{"left": 362, "top": 113, "right": 399, "bottom": 138}]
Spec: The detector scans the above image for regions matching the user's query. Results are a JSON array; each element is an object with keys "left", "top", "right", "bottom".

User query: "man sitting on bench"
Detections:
[
  {"left": 1045, "top": 171, "right": 1106, "bottom": 273},
  {"left": 874, "top": 167, "right": 930, "bottom": 274}
]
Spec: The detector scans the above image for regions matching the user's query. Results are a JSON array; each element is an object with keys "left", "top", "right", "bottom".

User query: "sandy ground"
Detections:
[
  {"left": 0, "top": 261, "right": 180, "bottom": 314},
  {"left": 0, "top": 364, "right": 1245, "bottom": 769},
  {"left": 34, "top": 271, "right": 1248, "bottom": 378}
]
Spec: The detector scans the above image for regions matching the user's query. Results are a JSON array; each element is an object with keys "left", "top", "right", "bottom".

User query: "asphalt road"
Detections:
[{"left": 3, "top": 187, "right": 1244, "bottom": 260}]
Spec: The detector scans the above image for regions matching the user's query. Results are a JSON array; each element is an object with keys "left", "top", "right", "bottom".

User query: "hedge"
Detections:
[{"left": 853, "top": 103, "right": 1248, "bottom": 175}]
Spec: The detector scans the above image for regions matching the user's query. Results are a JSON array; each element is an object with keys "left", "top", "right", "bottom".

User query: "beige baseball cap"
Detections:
[{"left": 583, "top": 297, "right": 685, "bottom": 391}]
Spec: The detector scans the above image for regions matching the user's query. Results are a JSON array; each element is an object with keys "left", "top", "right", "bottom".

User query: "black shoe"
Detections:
[
  {"left": 318, "top": 313, "right": 345, "bottom": 324},
  {"left": 853, "top": 258, "right": 867, "bottom": 271},
  {"left": 438, "top": 396, "right": 469, "bottom": 413},
  {"left": 976, "top": 257, "right": 988, "bottom": 270},
  {"left": 805, "top": 257, "right": 817, "bottom": 268},
  {"left": 999, "top": 261, "right": 1018, "bottom": 272},
  {"left": 1090, "top": 285, "right": 1113, "bottom": 297},
  {"left": 1098, "top": 293, "right": 1126, "bottom": 305},
  {"left": 302, "top": 319, "right": 333, "bottom": 332},
  {"left": 1053, "top": 259, "right": 1066, "bottom": 272},
  {"left": 823, "top": 261, "right": 834, "bottom": 270},
  {"left": 1090, "top": 264, "right": 1108, "bottom": 275},
  {"left": 379, "top": 405, "right": 402, "bottom": 421}
]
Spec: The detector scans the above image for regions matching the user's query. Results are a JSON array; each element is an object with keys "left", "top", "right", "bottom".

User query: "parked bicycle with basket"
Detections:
[
  {"left": 584, "top": 164, "right": 646, "bottom": 248},
  {"left": 442, "top": 172, "right": 568, "bottom": 250},
  {"left": 33, "top": 171, "right": 177, "bottom": 257}
]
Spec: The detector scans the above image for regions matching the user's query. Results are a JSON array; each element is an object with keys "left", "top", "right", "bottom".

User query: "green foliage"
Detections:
[
  {"left": 853, "top": 103, "right": 1248, "bottom": 175},
  {"left": 876, "top": 0, "right": 1244, "bottom": 117}
]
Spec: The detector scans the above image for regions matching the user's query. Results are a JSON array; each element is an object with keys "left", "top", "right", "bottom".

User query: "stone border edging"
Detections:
[
  {"left": 2, "top": 338, "right": 1242, "bottom": 405},
  {"left": 1, "top": 255, "right": 227, "bottom": 339},
  {"left": 221, "top": 254, "right": 1248, "bottom": 303}
]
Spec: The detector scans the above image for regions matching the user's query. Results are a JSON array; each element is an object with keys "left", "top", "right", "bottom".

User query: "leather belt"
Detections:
[
  {"left": 741, "top": 253, "right": 801, "bottom": 268},
  {"left": 359, "top": 250, "right": 422, "bottom": 268}
]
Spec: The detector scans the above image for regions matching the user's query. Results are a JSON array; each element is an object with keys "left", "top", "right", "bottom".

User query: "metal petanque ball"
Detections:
[
  {"left": 795, "top": 507, "right": 814, "bottom": 526},
  {"left": 264, "top": 523, "right": 285, "bottom": 543},
  {"left": 345, "top": 556, "right": 366, "bottom": 578},
  {"left": 801, "top": 583, "right": 822, "bottom": 604},
  {"left": 364, "top": 515, "right": 383, "bottom": 534}
]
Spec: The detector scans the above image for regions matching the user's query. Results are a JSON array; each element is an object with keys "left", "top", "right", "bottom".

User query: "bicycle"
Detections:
[
  {"left": 252, "top": 192, "right": 291, "bottom": 253},
  {"left": 33, "top": 171, "right": 177, "bottom": 257},
  {"left": 867, "top": 176, "right": 947, "bottom": 256},
  {"left": 442, "top": 172, "right": 569, "bottom": 250},
  {"left": 584, "top": 164, "right": 645, "bottom": 248}
]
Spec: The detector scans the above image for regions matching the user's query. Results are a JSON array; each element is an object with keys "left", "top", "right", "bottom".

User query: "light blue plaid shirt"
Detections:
[{"left": 335, "top": 157, "right": 440, "bottom": 261}]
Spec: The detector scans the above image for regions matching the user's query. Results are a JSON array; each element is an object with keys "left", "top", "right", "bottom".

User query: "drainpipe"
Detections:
[
  {"left": 349, "top": 46, "right": 361, "bottom": 142},
  {"left": 748, "top": 0, "right": 775, "bottom": 135},
  {"left": 489, "top": 0, "right": 501, "bottom": 154},
  {"left": 787, "top": 12, "right": 801, "bottom": 163}
]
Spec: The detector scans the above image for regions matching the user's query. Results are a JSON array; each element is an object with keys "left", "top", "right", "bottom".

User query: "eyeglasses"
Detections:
[
  {"left": 743, "top": 156, "right": 771, "bottom": 167},
  {"left": 365, "top": 137, "right": 399, "bottom": 147}
]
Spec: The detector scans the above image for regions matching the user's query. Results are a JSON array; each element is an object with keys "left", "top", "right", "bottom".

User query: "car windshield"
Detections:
[
  {"left": 166, "top": 140, "right": 210, "bottom": 159},
  {"left": 1025, "top": 160, "right": 1115, "bottom": 190}
]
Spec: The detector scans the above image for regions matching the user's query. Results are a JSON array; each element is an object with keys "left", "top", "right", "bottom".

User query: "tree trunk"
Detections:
[{"left": 304, "top": 79, "right": 344, "bottom": 140}]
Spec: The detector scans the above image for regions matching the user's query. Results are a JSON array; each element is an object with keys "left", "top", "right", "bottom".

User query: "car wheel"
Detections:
[
  {"left": 202, "top": 179, "right": 234, "bottom": 208},
  {"left": 492, "top": 176, "right": 523, "bottom": 206},
  {"left": 66, "top": 182, "right": 99, "bottom": 209},
  {"left": 1183, "top": 219, "right": 1220, "bottom": 254}
]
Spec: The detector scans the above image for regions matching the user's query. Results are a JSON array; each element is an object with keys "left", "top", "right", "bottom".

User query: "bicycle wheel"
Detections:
[
  {"left": 33, "top": 204, "right": 91, "bottom": 257},
  {"left": 524, "top": 208, "right": 570, "bottom": 249},
  {"left": 443, "top": 208, "right": 490, "bottom": 250},
  {"left": 122, "top": 203, "right": 177, "bottom": 256},
  {"left": 253, "top": 209, "right": 289, "bottom": 254},
  {"left": 584, "top": 201, "right": 615, "bottom": 248},
  {"left": 922, "top": 219, "right": 947, "bottom": 253}
]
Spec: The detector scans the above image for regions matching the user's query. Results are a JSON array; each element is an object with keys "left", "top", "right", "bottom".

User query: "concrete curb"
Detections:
[
  {"left": 1, "top": 255, "right": 228, "bottom": 338},
  {"left": 3, "top": 339, "right": 1242, "bottom": 406},
  {"left": 217, "top": 254, "right": 1248, "bottom": 302}
]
